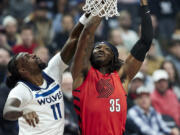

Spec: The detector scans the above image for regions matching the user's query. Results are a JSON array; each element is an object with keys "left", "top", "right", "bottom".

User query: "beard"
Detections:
[
  {"left": 91, "top": 57, "right": 102, "bottom": 69},
  {"left": 90, "top": 54, "right": 112, "bottom": 69},
  {"left": 38, "top": 62, "right": 47, "bottom": 71}
]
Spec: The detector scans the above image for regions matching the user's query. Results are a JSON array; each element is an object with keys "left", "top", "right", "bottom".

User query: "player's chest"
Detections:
[{"left": 30, "top": 82, "right": 63, "bottom": 106}]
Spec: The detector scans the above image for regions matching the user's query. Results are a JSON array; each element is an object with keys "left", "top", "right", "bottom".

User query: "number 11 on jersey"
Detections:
[
  {"left": 51, "top": 103, "right": 62, "bottom": 120},
  {"left": 110, "top": 99, "right": 120, "bottom": 112}
]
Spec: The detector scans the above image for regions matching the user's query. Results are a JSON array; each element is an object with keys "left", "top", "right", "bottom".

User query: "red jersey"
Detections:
[{"left": 73, "top": 67, "right": 127, "bottom": 135}]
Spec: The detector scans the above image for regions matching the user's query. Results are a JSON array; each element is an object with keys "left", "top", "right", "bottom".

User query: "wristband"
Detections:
[{"left": 79, "top": 14, "right": 89, "bottom": 25}]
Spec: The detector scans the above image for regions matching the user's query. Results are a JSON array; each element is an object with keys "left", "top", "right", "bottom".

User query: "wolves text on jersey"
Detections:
[{"left": 37, "top": 91, "right": 63, "bottom": 105}]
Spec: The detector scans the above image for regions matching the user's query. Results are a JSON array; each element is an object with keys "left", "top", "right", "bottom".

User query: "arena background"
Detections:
[{"left": 0, "top": 0, "right": 180, "bottom": 134}]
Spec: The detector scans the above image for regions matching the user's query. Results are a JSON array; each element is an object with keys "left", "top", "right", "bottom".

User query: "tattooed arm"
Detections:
[
  {"left": 71, "top": 16, "right": 102, "bottom": 89},
  {"left": 60, "top": 16, "right": 88, "bottom": 65}
]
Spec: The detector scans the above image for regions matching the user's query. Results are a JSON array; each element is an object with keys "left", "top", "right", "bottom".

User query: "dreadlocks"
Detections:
[{"left": 6, "top": 54, "right": 22, "bottom": 88}]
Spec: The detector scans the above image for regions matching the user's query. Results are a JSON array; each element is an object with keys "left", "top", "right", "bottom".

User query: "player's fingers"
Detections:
[
  {"left": 23, "top": 112, "right": 38, "bottom": 127},
  {"left": 34, "top": 114, "right": 39, "bottom": 124},
  {"left": 35, "top": 116, "right": 39, "bottom": 124},
  {"left": 23, "top": 114, "right": 32, "bottom": 126},
  {"left": 32, "top": 112, "right": 39, "bottom": 124},
  {"left": 29, "top": 113, "right": 36, "bottom": 127},
  {"left": 30, "top": 119, "right": 36, "bottom": 127},
  {"left": 26, "top": 119, "right": 32, "bottom": 126}
]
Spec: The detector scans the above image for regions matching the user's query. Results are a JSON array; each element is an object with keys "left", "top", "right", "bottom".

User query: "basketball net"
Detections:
[{"left": 82, "top": 0, "right": 120, "bottom": 19}]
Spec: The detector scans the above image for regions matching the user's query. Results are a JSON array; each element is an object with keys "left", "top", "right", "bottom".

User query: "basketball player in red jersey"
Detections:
[{"left": 71, "top": 0, "right": 153, "bottom": 134}]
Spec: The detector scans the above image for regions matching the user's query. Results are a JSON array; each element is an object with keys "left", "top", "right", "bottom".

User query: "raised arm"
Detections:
[
  {"left": 119, "top": 0, "right": 153, "bottom": 91},
  {"left": 60, "top": 14, "right": 90, "bottom": 65},
  {"left": 71, "top": 16, "right": 102, "bottom": 89}
]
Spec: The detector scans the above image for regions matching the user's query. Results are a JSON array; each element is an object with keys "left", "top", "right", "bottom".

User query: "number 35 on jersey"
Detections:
[{"left": 110, "top": 99, "right": 120, "bottom": 112}]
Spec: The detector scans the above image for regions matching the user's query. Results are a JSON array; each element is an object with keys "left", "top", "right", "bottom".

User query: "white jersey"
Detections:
[{"left": 7, "top": 52, "right": 68, "bottom": 135}]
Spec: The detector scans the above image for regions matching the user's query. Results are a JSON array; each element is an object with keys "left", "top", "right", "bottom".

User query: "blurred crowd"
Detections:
[{"left": 0, "top": 0, "right": 180, "bottom": 135}]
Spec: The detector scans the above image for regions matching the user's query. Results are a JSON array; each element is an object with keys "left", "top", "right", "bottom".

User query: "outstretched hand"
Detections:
[{"left": 23, "top": 111, "right": 39, "bottom": 127}]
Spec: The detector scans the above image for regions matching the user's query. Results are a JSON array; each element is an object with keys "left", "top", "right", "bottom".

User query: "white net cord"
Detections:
[{"left": 82, "top": 0, "right": 120, "bottom": 19}]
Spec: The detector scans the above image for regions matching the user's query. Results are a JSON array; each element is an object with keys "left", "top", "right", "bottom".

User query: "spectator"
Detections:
[
  {"left": 52, "top": 0, "right": 69, "bottom": 33},
  {"left": 166, "top": 40, "right": 180, "bottom": 78},
  {"left": 2, "top": 16, "right": 22, "bottom": 47},
  {"left": 53, "top": 14, "right": 74, "bottom": 51},
  {"left": 151, "top": 15, "right": 159, "bottom": 39},
  {"left": 118, "top": 10, "right": 138, "bottom": 51},
  {"left": 117, "top": 0, "right": 139, "bottom": 30},
  {"left": 33, "top": 46, "right": 50, "bottom": 64},
  {"left": 7, "top": 0, "right": 34, "bottom": 20},
  {"left": 117, "top": 46, "right": 128, "bottom": 61},
  {"left": 128, "top": 86, "right": 179, "bottom": 135},
  {"left": 161, "top": 60, "right": 180, "bottom": 101},
  {"left": 68, "top": 1, "right": 82, "bottom": 23},
  {"left": 0, "top": 48, "right": 11, "bottom": 83},
  {"left": 0, "top": 27, "right": 11, "bottom": 51},
  {"left": 139, "top": 59, "right": 155, "bottom": 92},
  {"left": 0, "top": 48, "right": 10, "bottom": 66},
  {"left": 61, "top": 72, "right": 79, "bottom": 135},
  {"left": 25, "top": 2, "right": 54, "bottom": 46},
  {"left": 172, "top": 12, "right": 180, "bottom": 40},
  {"left": 0, "top": 0, "right": 8, "bottom": 24},
  {"left": 145, "top": 40, "right": 164, "bottom": 75},
  {"left": 127, "top": 72, "right": 144, "bottom": 110},
  {"left": 124, "top": 117, "right": 141, "bottom": 135},
  {"left": 149, "top": 0, "right": 177, "bottom": 40},
  {"left": 36, "top": 0, "right": 54, "bottom": 15},
  {"left": 151, "top": 69, "right": 180, "bottom": 127},
  {"left": 0, "top": 48, "right": 18, "bottom": 135},
  {"left": 12, "top": 25, "right": 37, "bottom": 54},
  {"left": 109, "top": 28, "right": 124, "bottom": 47}
]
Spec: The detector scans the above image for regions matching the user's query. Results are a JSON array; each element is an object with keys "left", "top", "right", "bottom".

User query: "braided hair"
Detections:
[{"left": 6, "top": 54, "right": 22, "bottom": 88}]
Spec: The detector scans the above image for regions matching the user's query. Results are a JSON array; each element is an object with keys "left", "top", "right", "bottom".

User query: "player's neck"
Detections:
[
  {"left": 27, "top": 73, "right": 44, "bottom": 86},
  {"left": 98, "top": 66, "right": 111, "bottom": 75}
]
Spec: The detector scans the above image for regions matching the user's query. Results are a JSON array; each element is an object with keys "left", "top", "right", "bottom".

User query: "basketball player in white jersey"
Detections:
[{"left": 3, "top": 13, "right": 90, "bottom": 135}]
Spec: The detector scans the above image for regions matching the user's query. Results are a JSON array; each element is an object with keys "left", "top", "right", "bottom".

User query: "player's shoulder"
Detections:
[
  {"left": 12, "top": 81, "right": 31, "bottom": 92},
  {"left": 8, "top": 81, "right": 32, "bottom": 99}
]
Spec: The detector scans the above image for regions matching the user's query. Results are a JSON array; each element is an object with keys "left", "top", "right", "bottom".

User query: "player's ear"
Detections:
[{"left": 18, "top": 68, "right": 28, "bottom": 77}]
